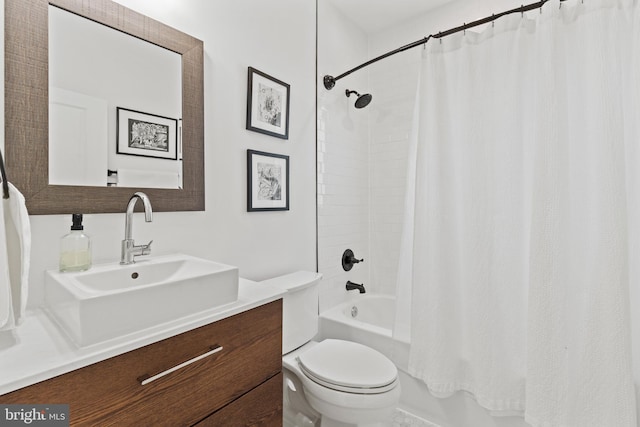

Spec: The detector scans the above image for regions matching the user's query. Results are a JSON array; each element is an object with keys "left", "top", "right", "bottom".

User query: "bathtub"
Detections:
[{"left": 318, "top": 295, "right": 531, "bottom": 427}]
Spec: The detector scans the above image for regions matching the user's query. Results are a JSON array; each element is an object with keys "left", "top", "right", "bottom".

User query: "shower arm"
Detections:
[{"left": 323, "top": 0, "right": 562, "bottom": 90}]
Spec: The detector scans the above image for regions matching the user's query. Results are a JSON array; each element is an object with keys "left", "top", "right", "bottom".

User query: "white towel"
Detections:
[
  {"left": 0, "top": 201, "right": 12, "bottom": 330},
  {"left": 0, "top": 183, "right": 30, "bottom": 331}
]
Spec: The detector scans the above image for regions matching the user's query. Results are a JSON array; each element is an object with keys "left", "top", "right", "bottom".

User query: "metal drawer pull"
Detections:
[{"left": 139, "top": 345, "right": 223, "bottom": 386}]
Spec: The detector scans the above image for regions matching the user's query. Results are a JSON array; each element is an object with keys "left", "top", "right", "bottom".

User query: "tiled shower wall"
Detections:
[
  {"left": 317, "top": 1, "right": 371, "bottom": 312},
  {"left": 317, "top": 3, "right": 422, "bottom": 308},
  {"left": 367, "top": 51, "right": 420, "bottom": 296}
]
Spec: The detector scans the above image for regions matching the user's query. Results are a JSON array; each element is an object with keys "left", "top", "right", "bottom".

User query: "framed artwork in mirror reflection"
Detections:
[
  {"left": 247, "top": 150, "right": 289, "bottom": 212},
  {"left": 117, "top": 107, "right": 178, "bottom": 160},
  {"left": 246, "top": 67, "right": 290, "bottom": 139}
]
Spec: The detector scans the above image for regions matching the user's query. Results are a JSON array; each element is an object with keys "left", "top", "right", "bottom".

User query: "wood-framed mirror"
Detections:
[{"left": 4, "top": 0, "right": 204, "bottom": 214}]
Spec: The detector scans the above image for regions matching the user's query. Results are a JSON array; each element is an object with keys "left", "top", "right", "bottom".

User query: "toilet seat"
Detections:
[{"left": 297, "top": 339, "right": 398, "bottom": 394}]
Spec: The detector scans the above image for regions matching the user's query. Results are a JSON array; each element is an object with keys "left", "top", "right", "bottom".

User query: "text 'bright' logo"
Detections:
[
  {"left": 1, "top": 405, "right": 69, "bottom": 426},
  {"left": 4, "top": 408, "right": 47, "bottom": 424}
]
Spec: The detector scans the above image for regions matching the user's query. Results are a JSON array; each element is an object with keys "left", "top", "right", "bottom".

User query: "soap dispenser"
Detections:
[{"left": 59, "top": 214, "right": 92, "bottom": 272}]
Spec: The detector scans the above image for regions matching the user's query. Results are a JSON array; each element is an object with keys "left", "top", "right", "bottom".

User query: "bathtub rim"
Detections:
[{"left": 319, "top": 294, "right": 408, "bottom": 344}]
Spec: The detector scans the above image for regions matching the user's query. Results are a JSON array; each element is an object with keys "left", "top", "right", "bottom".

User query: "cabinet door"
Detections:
[
  {"left": 194, "top": 373, "right": 282, "bottom": 427},
  {"left": 3, "top": 300, "right": 282, "bottom": 427}
]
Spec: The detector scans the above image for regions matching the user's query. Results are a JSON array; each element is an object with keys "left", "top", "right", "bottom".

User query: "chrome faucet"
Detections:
[{"left": 120, "top": 192, "right": 153, "bottom": 265}]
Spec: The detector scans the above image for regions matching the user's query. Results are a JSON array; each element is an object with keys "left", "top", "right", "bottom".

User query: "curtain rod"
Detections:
[{"left": 323, "top": 0, "right": 561, "bottom": 90}]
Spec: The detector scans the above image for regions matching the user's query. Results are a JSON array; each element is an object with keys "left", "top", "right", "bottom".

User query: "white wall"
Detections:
[
  {"left": 2, "top": 0, "right": 317, "bottom": 307},
  {"left": 317, "top": 0, "right": 371, "bottom": 313}
]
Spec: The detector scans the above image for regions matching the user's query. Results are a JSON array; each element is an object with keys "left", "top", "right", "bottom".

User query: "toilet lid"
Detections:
[{"left": 297, "top": 339, "right": 398, "bottom": 394}]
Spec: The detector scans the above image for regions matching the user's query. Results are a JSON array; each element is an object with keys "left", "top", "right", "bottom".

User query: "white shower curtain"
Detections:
[{"left": 395, "top": 0, "right": 639, "bottom": 425}]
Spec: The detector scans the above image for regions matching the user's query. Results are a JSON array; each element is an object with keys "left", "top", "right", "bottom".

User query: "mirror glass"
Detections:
[{"left": 48, "top": 5, "right": 183, "bottom": 189}]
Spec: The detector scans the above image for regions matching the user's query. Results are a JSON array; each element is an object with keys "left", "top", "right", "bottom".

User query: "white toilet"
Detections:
[{"left": 262, "top": 271, "right": 401, "bottom": 427}]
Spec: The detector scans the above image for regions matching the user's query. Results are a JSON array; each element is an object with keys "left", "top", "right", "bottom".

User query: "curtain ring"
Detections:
[
  {"left": 492, "top": 14, "right": 495, "bottom": 28},
  {"left": 521, "top": 5, "right": 524, "bottom": 18},
  {"left": 463, "top": 23, "right": 466, "bottom": 36}
]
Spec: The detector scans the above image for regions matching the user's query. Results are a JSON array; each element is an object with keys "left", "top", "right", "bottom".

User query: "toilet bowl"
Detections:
[
  {"left": 283, "top": 340, "right": 400, "bottom": 426},
  {"left": 262, "top": 272, "right": 400, "bottom": 427}
]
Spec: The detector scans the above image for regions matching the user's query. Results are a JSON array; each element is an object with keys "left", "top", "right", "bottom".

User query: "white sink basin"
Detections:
[{"left": 45, "top": 254, "right": 239, "bottom": 346}]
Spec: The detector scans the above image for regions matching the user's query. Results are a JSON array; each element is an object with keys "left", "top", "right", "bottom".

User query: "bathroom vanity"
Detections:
[{"left": 0, "top": 280, "right": 284, "bottom": 426}]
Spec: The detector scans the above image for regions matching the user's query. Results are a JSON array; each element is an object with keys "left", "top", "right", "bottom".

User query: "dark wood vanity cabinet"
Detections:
[{"left": 2, "top": 300, "right": 283, "bottom": 426}]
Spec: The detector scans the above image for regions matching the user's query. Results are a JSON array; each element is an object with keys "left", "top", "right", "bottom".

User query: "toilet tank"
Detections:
[{"left": 261, "top": 271, "right": 322, "bottom": 354}]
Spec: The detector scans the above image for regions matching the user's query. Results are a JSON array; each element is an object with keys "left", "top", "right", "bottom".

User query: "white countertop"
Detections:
[{"left": 0, "top": 278, "right": 284, "bottom": 396}]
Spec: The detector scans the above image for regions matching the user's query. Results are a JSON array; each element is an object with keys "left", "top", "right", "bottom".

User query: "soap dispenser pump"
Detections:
[{"left": 59, "top": 213, "right": 92, "bottom": 272}]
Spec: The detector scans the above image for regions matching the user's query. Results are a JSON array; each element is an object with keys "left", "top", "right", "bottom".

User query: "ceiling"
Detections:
[{"left": 329, "top": 0, "right": 457, "bottom": 34}]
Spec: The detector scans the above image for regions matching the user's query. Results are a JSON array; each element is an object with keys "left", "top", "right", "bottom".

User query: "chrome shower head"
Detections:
[{"left": 345, "top": 89, "right": 372, "bottom": 109}]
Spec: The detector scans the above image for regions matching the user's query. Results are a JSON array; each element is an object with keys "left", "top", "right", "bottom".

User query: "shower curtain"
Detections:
[{"left": 395, "top": 0, "right": 639, "bottom": 425}]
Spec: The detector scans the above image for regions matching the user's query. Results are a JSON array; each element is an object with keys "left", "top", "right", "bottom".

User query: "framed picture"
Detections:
[
  {"left": 247, "top": 150, "right": 289, "bottom": 211},
  {"left": 117, "top": 107, "right": 178, "bottom": 160},
  {"left": 246, "top": 67, "right": 290, "bottom": 139}
]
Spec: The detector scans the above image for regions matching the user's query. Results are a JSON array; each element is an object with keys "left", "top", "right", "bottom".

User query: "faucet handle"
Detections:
[
  {"left": 342, "top": 249, "right": 364, "bottom": 271},
  {"left": 141, "top": 240, "right": 153, "bottom": 255}
]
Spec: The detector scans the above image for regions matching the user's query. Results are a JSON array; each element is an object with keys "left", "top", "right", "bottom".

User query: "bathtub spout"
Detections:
[{"left": 346, "top": 281, "right": 366, "bottom": 293}]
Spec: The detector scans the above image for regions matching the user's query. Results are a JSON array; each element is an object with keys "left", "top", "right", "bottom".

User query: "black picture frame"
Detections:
[
  {"left": 247, "top": 149, "right": 290, "bottom": 211},
  {"left": 116, "top": 107, "right": 178, "bottom": 160},
  {"left": 246, "top": 67, "right": 290, "bottom": 139}
]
